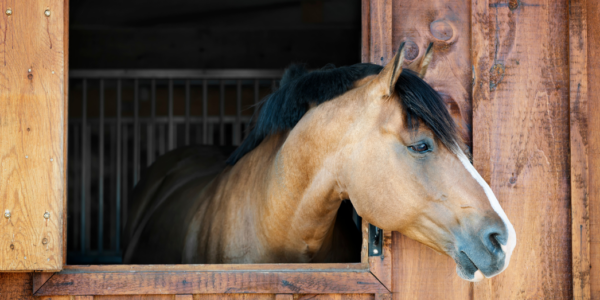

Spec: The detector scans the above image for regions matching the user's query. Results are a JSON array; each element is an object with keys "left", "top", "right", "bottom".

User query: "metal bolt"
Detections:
[
  {"left": 4, "top": 210, "right": 10, "bottom": 219},
  {"left": 373, "top": 249, "right": 379, "bottom": 255},
  {"left": 5, "top": 8, "right": 12, "bottom": 16},
  {"left": 43, "top": 212, "right": 50, "bottom": 219},
  {"left": 44, "top": 9, "right": 50, "bottom": 17}
]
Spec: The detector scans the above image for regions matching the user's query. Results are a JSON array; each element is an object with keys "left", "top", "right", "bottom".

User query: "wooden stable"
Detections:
[{"left": 1, "top": 0, "right": 599, "bottom": 299}]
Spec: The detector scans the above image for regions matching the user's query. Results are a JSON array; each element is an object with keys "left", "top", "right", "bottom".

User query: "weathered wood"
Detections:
[
  {"left": 274, "top": 294, "right": 293, "bottom": 300},
  {"left": 472, "top": 0, "right": 572, "bottom": 298},
  {"left": 194, "top": 295, "right": 275, "bottom": 300},
  {"left": 569, "top": 0, "right": 591, "bottom": 299},
  {"left": 368, "top": 0, "right": 393, "bottom": 65},
  {"left": 59, "top": 264, "right": 365, "bottom": 273},
  {"left": 296, "top": 295, "right": 374, "bottom": 300},
  {"left": 93, "top": 296, "right": 174, "bottom": 300},
  {"left": 0, "top": 0, "right": 66, "bottom": 271},
  {"left": 32, "top": 272, "right": 54, "bottom": 293},
  {"left": 175, "top": 295, "right": 193, "bottom": 300},
  {"left": 587, "top": 0, "right": 600, "bottom": 297},
  {"left": 63, "top": 0, "right": 70, "bottom": 268},
  {"left": 368, "top": 230, "right": 392, "bottom": 289},
  {"left": 35, "top": 270, "right": 388, "bottom": 296}
]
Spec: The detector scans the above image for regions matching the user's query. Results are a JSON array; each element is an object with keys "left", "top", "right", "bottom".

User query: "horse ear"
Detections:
[
  {"left": 375, "top": 42, "right": 405, "bottom": 97},
  {"left": 407, "top": 42, "right": 434, "bottom": 78}
]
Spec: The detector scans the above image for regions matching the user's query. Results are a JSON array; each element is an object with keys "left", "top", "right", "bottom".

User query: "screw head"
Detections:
[
  {"left": 373, "top": 249, "right": 379, "bottom": 254},
  {"left": 5, "top": 8, "right": 12, "bottom": 16},
  {"left": 43, "top": 212, "right": 50, "bottom": 219},
  {"left": 50, "top": 158, "right": 53, "bottom": 161},
  {"left": 4, "top": 210, "right": 10, "bottom": 219},
  {"left": 44, "top": 9, "right": 50, "bottom": 17}
]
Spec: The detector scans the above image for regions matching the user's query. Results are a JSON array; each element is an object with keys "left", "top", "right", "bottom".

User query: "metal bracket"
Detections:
[{"left": 368, "top": 223, "right": 383, "bottom": 257}]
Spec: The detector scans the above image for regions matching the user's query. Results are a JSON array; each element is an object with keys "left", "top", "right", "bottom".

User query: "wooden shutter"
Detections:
[{"left": 0, "top": 0, "right": 67, "bottom": 271}]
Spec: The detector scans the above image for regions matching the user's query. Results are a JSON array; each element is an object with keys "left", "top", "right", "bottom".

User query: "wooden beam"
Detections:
[
  {"left": 34, "top": 270, "right": 388, "bottom": 296},
  {"left": 569, "top": 0, "right": 591, "bottom": 298},
  {"left": 32, "top": 272, "right": 54, "bottom": 294},
  {"left": 586, "top": 0, "right": 600, "bottom": 297},
  {"left": 0, "top": 0, "right": 66, "bottom": 272},
  {"left": 472, "top": 0, "right": 572, "bottom": 298}
]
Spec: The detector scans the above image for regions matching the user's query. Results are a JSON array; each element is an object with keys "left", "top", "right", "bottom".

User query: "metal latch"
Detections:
[{"left": 368, "top": 223, "right": 383, "bottom": 257}]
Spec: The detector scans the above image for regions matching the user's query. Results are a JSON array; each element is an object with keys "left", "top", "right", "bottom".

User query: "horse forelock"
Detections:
[{"left": 226, "top": 63, "right": 462, "bottom": 165}]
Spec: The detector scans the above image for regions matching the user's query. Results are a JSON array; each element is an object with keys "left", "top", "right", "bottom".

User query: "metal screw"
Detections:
[
  {"left": 25, "top": 155, "right": 28, "bottom": 158},
  {"left": 4, "top": 210, "right": 10, "bottom": 219},
  {"left": 43, "top": 212, "right": 50, "bottom": 219},
  {"left": 373, "top": 249, "right": 379, "bottom": 254},
  {"left": 5, "top": 8, "right": 12, "bottom": 16},
  {"left": 28, "top": 69, "right": 32, "bottom": 73},
  {"left": 50, "top": 158, "right": 53, "bottom": 161},
  {"left": 44, "top": 9, "right": 50, "bottom": 17}
]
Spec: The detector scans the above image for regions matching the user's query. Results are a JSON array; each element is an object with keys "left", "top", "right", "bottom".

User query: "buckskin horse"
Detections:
[{"left": 123, "top": 43, "right": 516, "bottom": 282}]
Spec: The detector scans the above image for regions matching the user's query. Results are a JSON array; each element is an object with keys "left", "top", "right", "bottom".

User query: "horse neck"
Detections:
[{"left": 252, "top": 102, "right": 357, "bottom": 261}]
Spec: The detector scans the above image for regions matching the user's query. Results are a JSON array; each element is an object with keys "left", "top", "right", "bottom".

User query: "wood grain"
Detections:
[
  {"left": 296, "top": 295, "right": 373, "bottom": 300},
  {"left": 472, "top": 0, "right": 572, "bottom": 298},
  {"left": 586, "top": 0, "right": 600, "bottom": 297},
  {"left": 35, "top": 270, "right": 388, "bottom": 296},
  {"left": 0, "top": 0, "right": 66, "bottom": 271},
  {"left": 368, "top": 0, "right": 392, "bottom": 65},
  {"left": 275, "top": 295, "right": 293, "bottom": 300},
  {"left": 569, "top": 0, "right": 591, "bottom": 298},
  {"left": 194, "top": 295, "right": 275, "bottom": 300},
  {"left": 32, "top": 272, "right": 54, "bottom": 293},
  {"left": 368, "top": 230, "right": 392, "bottom": 290}
]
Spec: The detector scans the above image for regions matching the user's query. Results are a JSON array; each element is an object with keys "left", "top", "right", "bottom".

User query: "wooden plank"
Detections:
[
  {"left": 32, "top": 272, "right": 54, "bottom": 293},
  {"left": 63, "top": 0, "right": 70, "bottom": 268},
  {"left": 93, "top": 296, "right": 175, "bottom": 300},
  {"left": 361, "top": 0, "right": 370, "bottom": 64},
  {"left": 587, "top": 0, "right": 600, "bottom": 297},
  {"left": 35, "top": 270, "right": 388, "bottom": 296},
  {"left": 175, "top": 295, "right": 193, "bottom": 300},
  {"left": 296, "top": 295, "right": 374, "bottom": 300},
  {"left": 61, "top": 263, "right": 365, "bottom": 273},
  {"left": 368, "top": 230, "right": 392, "bottom": 289},
  {"left": 368, "top": 0, "right": 392, "bottom": 65},
  {"left": 0, "top": 0, "right": 66, "bottom": 271},
  {"left": 274, "top": 295, "right": 293, "bottom": 300},
  {"left": 194, "top": 295, "right": 275, "bottom": 300},
  {"left": 385, "top": 0, "right": 473, "bottom": 298},
  {"left": 569, "top": 0, "right": 591, "bottom": 299},
  {"left": 472, "top": 0, "right": 572, "bottom": 298}
]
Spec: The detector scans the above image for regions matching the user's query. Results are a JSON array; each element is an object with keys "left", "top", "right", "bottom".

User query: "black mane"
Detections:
[{"left": 226, "top": 63, "right": 459, "bottom": 165}]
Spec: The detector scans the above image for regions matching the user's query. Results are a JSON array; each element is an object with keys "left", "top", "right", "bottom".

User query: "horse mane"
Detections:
[{"left": 226, "top": 63, "right": 459, "bottom": 165}]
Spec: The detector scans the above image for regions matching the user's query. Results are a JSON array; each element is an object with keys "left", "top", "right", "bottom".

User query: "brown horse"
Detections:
[{"left": 123, "top": 44, "right": 516, "bottom": 282}]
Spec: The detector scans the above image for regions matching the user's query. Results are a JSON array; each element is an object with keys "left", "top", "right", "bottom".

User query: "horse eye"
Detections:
[{"left": 409, "top": 143, "right": 429, "bottom": 153}]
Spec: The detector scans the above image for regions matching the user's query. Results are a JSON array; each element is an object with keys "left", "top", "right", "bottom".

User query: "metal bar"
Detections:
[
  {"left": 122, "top": 124, "right": 128, "bottom": 240},
  {"left": 254, "top": 79, "right": 260, "bottom": 114},
  {"left": 185, "top": 80, "right": 191, "bottom": 146},
  {"left": 271, "top": 79, "right": 277, "bottom": 93},
  {"left": 168, "top": 79, "right": 174, "bottom": 150},
  {"left": 109, "top": 123, "right": 116, "bottom": 252},
  {"left": 219, "top": 80, "right": 225, "bottom": 146},
  {"left": 115, "top": 79, "right": 122, "bottom": 252},
  {"left": 158, "top": 124, "right": 166, "bottom": 155},
  {"left": 85, "top": 125, "right": 92, "bottom": 253},
  {"left": 148, "top": 79, "right": 156, "bottom": 166},
  {"left": 99, "top": 79, "right": 105, "bottom": 254},
  {"left": 70, "top": 69, "right": 284, "bottom": 79},
  {"left": 202, "top": 79, "right": 208, "bottom": 144},
  {"left": 69, "top": 115, "right": 253, "bottom": 124},
  {"left": 73, "top": 124, "right": 80, "bottom": 251},
  {"left": 235, "top": 80, "right": 242, "bottom": 146},
  {"left": 133, "top": 79, "right": 140, "bottom": 185},
  {"left": 80, "top": 79, "right": 87, "bottom": 254}
]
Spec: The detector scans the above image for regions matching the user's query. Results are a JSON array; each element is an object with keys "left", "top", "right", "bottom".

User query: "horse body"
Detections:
[{"left": 124, "top": 44, "right": 517, "bottom": 282}]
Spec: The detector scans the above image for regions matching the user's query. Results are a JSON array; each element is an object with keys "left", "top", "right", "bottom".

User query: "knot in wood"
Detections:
[
  {"left": 404, "top": 40, "right": 419, "bottom": 61},
  {"left": 430, "top": 20, "right": 453, "bottom": 41}
]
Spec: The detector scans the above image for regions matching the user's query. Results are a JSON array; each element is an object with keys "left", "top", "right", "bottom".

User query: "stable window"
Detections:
[{"left": 0, "top": 0, "right": 393, "bottom": 297}]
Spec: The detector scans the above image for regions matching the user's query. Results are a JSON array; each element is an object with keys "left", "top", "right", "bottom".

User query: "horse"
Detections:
[{"left": 123, "top": 43, "right": 516, "bottom": 282}]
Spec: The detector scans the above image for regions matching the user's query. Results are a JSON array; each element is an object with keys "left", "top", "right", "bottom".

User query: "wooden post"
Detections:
[
  {"left": 0, "top": 0, "right": 67, "bottom": 271},
  {"left": 472, "top": 0, "right": 572, "bottom": 298}
]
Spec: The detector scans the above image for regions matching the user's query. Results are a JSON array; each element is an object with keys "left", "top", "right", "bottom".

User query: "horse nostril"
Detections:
[{"left": 488, "top": 233, "right": 501, "bottom": 252}]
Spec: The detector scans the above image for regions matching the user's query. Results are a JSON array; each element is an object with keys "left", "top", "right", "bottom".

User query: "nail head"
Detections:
[
  {"left": 42, "top": 238, "right": 48, "bottom": 245},
  {"left": 28, "top": 69, "right": 32, "bottom": 73},
  {"left": 50, "top": 158, "right": 53, "bottom": 161},
  {"left": 4, "top": 210, "right": 10, "bottom": 219},
  {"left": 43, "top": 212, "right": 50, "bottom": 219},
  {"left": 5, "top": 8, "right": 12, "bottom": 16},
  {"left": 44, "top": 9, "right": 51, "bottom": 17},
  {"left": 25, "top": 155, "right": 28, "bottom": 158}
]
